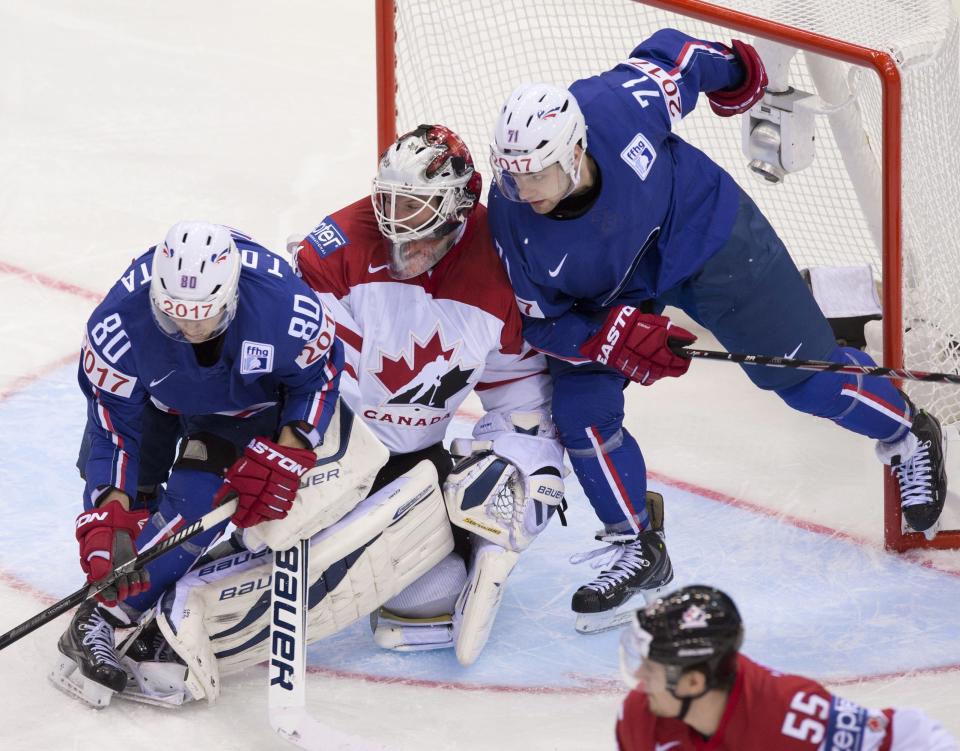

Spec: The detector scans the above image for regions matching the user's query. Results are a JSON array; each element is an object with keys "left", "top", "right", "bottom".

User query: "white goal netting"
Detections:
[{"left": 385, "top": 0, "right": 960, "bottom": 424}]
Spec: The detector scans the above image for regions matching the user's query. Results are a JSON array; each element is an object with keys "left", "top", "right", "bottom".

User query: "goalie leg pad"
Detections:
[
  {"left": 242, "top": 401, "right": 390, "bottom": 552},
  {"left": 152, "top": 460, "right": 453, "bottom": 697},
  {"left": 453, "top": 537, "right": 520, "bottom": 666}
]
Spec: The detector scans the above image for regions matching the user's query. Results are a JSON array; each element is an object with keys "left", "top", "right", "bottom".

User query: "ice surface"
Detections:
[{"left": 1, "top": 2, "right": 959, "bottom": 749}]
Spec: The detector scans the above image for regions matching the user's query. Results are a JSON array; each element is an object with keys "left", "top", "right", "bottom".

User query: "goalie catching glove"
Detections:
[
  {"left": 580, "top": 306, "right": 696, "bottom": 385},
  {"left": 75, "top": 499, "right": 150, "bottom": 606},
  {"left": 213, "top": 436, "right": 316, "bottom": 528},
  {"left": 446, "top": 410, "right": 566, "bottom": 552}
]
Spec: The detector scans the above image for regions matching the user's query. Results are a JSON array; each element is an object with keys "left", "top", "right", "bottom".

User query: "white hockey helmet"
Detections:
[
  {"left": 372, "top": 124, "right": 481, "bottom": 243},
  {"left": 149, "top": 221, "right": 241, "bottom": 343},
  {"left": 489, "top": 82, "right": 587, "bottom": 202}
]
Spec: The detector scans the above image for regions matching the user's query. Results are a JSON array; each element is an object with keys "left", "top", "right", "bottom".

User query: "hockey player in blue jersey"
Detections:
[
  {"left": 53, "top": 221, "right": 342, "bottom": 703},
  {"left": 487, "top": 29, "right": 948, "bottom": 633}
]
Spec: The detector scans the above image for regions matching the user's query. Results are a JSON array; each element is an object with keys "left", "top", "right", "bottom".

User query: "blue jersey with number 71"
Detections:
[
  {"left": 78, "top": 231, "right": 343, "bottom": 507},
  {"left": 488, "top": 28, "right": 750, "bottom": 362}
]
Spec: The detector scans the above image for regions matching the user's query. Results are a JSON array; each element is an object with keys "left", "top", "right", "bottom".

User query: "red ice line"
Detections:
[
  {"left": 0, "top": 261, "right": 103, "bottom": 303},
  {"left": 0, "top": 263, "right": 957, "bottom": 692}
]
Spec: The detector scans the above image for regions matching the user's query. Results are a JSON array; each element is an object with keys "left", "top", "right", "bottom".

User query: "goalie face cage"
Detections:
[{"left": 375, "top": 0, "right": 960, "bottom": 553}]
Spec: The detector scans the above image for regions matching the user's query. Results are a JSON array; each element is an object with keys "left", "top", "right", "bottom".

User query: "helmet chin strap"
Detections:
[
  {"left": 559, "top": 147, "right": 588, "bottom": 200},
  {"left": 670, "top": 686, "right": 709, "bottom": 721}
]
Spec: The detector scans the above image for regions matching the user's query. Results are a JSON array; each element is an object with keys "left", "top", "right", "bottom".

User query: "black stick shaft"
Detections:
[
  {"left": 0, "top": 499, "right": 236, "bottom": 652},
  {"left": 674, "top": 344, "right": 960, "bottom": 385}
]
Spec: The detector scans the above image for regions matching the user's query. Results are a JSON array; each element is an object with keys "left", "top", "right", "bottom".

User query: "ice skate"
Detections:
[
  {"left": 570, "top": 528, "right": 674, "bottom": 635},
  {"left": 370, "top": 608, "right": 455, "bottom": 651},
  {"left": 115, "top": 616, "right": 192, "bottom": 708},
  {"left": 879, "top": 398, "right": 948, "bottom": 540},
  {"left": 121, "top": 616, "right": 177, "bottom": 663},
  {"left": 369, "top": 551, "right": 465, "bottom": 652},
  {"left": 49, "top": 600, "right": 127, "bottom": 708}
]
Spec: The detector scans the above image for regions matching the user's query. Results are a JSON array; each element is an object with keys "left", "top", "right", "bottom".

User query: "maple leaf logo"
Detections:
[{"left": 373, "top": 329, "right": 474, "bottom": 409}]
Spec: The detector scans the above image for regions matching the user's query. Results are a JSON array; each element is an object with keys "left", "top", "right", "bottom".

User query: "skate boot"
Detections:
[
  {"left": 570, "top": 491, "right": 673, "bottom": 634},
  {"left": 49, "top": 600, "right": 127, "bottom": 708},
  {"left": 370, "top": 551, "right": 466, "bottom": 652},
  {"left": 121, "top": 617, "right": 178, "bottom": 664},
  {"left": 877, "top": 397, "right": 947, "bottom": 539},
  {"left": 100, "top": 615, "right": 193, "bottom": 708}
]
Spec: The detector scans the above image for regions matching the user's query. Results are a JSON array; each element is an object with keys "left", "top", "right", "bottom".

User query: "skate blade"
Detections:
[
  {"left": 48, "top": 655, "right": 116, "bottom": 709},
  {"left": 372, "top": 625, "right": 454, "bottom": 652},
  {"left": 574, "top": 609, "right": 634, "bottom": 635},
  {"left": 574, "top": 587, "right": 666, "bottom": 635},
  {"left": 115, "top": 689, "right": 187, "bottom": 709},
  {"left": 923, "top": 518, "right": 943, "bottom": 541}
]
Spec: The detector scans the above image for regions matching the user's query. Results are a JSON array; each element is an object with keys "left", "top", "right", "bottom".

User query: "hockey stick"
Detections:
[
  {"left": 671, "top": 343, "right": 960, "bottom": 385},
  {"left": 268, "top": 539, "right": 387, "bottom": 751},
  {"left": 0, "top": 498, "right": 237, "bottom": 652}
]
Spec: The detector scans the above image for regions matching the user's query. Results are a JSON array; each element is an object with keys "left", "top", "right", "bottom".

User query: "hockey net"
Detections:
[{"left": 375, "top": 0, "right": 960, "bottom": 551}]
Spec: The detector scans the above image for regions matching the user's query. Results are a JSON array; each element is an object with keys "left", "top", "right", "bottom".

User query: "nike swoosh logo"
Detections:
[
  {"left": 785, "top": 342, "right": 803, "bottom": 359},
  {"left": 149, "top": 370, "right": 176, "bottom": 387},
  {"left": 368, "top": 263, "right": 390, "bottom": 274},
  {"left": 548, "top": 254, "right": 568, "bottom": 278},
  {"left": 655, "top": 742, "right": 681, "bottom": 751}
]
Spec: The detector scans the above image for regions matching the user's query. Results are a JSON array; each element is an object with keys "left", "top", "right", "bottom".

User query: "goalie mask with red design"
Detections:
[{"left": 371, "top": 124, "right": 482, "bottom": 280}]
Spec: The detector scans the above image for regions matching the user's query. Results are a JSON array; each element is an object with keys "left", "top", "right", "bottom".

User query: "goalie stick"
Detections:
[
  {"left": 670, "top": 343, "right": 960, "bottom": 385},
  {"left": 0, "top": 498, "right": 238, "bottom": 652},
  {"left": 268, "top": 539, "right": 387, "bottom": 751}
]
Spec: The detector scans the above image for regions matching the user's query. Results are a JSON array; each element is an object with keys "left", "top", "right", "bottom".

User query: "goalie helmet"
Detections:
[
  {"left": 371, "top": 124, "right": 481, "bottom": 279},
  {"left": 149, "top": 221, "right": 241, "bottom": 343},
  {"left": 373, "top": 124, "right": 481, "bottom": 240},
  {"left": 620, "top": 585, "right": 743, "bottom": 692},
  {"left": 489, "top": 82, "right": 587, "bottom": 202}
]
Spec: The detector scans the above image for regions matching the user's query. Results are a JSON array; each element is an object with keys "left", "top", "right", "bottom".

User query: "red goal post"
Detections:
[{"left": 375, "top": 0, "right": 960, "bottom": 552}]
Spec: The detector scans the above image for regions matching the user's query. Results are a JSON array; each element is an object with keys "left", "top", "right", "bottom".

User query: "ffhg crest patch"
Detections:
[
  {"left": 240, "top": 340, "right": 274, "bottom": 374},
  {"left": 620, "top": 131, "right": 657, "bottom": 181}
]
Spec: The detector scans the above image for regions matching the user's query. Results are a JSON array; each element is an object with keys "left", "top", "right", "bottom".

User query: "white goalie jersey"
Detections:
[{"left": 294, "top": 197, "right": 552, "bottom": 454}]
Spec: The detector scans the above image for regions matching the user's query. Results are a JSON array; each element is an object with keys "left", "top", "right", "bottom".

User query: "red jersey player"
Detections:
[{"left": 617, "top": 585, "right": 957, "bottom": 751}]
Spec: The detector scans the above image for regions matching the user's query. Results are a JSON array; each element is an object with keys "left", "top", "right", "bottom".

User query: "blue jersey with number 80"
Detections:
[{"left": 78, "top": 230, "right": 343, "bottom": 506}]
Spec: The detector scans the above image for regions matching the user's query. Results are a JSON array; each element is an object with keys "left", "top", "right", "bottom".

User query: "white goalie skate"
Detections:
[{"left": 114, "top": 617, "right": 193, "bottom": 708}]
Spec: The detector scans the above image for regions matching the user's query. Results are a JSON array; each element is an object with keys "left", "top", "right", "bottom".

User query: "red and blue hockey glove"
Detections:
[
  {"left": 75, "top": 499, "right": 151, "bottom": 606},
  {"left": 707, "top": 39, "right": 768, "bottom": 117},
  {"left": 580, "top": 306, "right": 696, "bottom": 385},
  {"left": 213, "top": 437, "right": 316, "bottom": 529}
]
